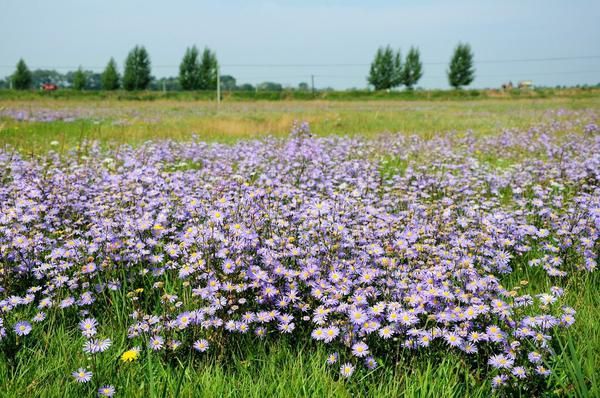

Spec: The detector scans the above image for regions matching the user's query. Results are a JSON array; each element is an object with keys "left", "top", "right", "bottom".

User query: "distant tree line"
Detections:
[
  {"left": 3, "top": 44, "right": 285, "bottom": 92},
  {"left": 367, "top": 42, "right": 475, "bottom": 90},
  {"left": 368, "top": 46, "right": 423, "bottom": 90},
  {"left": 5, "top": 42, "right": 470, "bottom": 91},
  {"left": 5, "top": 42, "right": 596, "bottom": 92}
]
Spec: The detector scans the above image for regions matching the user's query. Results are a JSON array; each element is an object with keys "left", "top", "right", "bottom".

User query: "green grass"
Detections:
[
  {"left": 549, "top": 273, "right": 600, "bottom": 398},
  {"left": 1, "top": 268, "right": 596, "bottom": 397}
]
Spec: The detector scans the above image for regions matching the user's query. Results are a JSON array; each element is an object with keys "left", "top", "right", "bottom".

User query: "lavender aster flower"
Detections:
[
  {"left": 14, "top": 321, "right": 32, "bottom": 336},
  {"left": 193, "top": 339, "right": 209, "bottom": 352},
  {"left": 488, "top": 354, "right": 514, "bottom": 369},
  {"left": 72, "top": 368, "right": 93, "bottom": 383},
  {"left": 79, "top": 318, "right": 98, "bottom": 337},
  {"left": 98, "top": 385, "right": 116, "bottom": 397},
  {"left": 351, "top": 341, "right": 370, "bottom": 358},
  {"left": 149, "top": 335, "right": 165, "bottom": 351},
  {"left": 326, "top": 352, "right": 338, "bottom": 365},
  {"left": 340, "top": 363, "right": 355, "bottom": 378}
]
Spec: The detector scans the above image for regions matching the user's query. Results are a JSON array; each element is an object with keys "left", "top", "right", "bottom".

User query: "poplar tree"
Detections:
[
  {"left": 123, "top": 46, "right": 152, "bottom": 91},
  {"left": 101, "top": 58, "right": 120, "bottom": 90},
  {"left": 448, "top": 43, "right": 475, "bottom": 89},
  {"left": 368, "top": 46, "right": 402, "bottom": 90},
  {"left": 179, "top": 46, "right": 202, "bottom": 90},
  {"left": 401, "top": 47, "right": 423, "bottom": 90},
  {"left": 198, "top": 48, "right": 218, "bottom": 90},
  {"left": 72, "top": 67, "right": 87, "bottom": 90},
  {"left": 12, "top": 59, "right": 32, "bottom": 90}
]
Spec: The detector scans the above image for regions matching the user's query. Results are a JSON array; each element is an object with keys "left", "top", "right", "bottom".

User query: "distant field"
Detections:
[{"left": 1, "top": 94, "right": 599, "bottom": 153}]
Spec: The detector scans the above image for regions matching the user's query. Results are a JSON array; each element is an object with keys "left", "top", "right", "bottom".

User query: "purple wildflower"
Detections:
[
  {"left": 98, "top": 385, "right": 116, "bottom": 397},
  {"left": 340, "top": 363, "right": 355, "bottom": 378},
  {"left": 72, "top": 368, "right": 93, "bottom": 383},
  {"left": 14, "top": 321, "right": 32, "bottom": 336},
  {"left": 193, "top": 339, "right": 209, "bottom": 352}
]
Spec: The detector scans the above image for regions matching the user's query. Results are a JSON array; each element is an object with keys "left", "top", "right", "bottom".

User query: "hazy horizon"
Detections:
[{"left": 1, "top": 0, "right": 599, "bottom": 89}]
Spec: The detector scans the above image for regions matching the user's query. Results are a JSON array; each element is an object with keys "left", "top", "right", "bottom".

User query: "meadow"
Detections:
[
  {"left": 1, "top": 92, "right": 599, "bottom": 152},
  {"left": 0, "top": 94, "right": 598, "bottom": 398}
]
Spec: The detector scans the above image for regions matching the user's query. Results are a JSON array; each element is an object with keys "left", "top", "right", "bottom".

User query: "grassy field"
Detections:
[
  {"left": 1, "top": 257, "right": 597, "bottom": 397},
  {"left": 1, "top": 95, "right": 599, "bottom": 152},
  {"left": 0, "top": 94, "right": 599, "bottom": 397}
]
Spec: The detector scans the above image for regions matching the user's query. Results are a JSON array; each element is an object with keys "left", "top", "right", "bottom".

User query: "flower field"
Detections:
[{"left": 0, "top": 109, "right": 599, "bottom": 397}]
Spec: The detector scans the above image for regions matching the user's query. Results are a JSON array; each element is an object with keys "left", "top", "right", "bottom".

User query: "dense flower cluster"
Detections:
[
  {"left": 0, "top": 107, "right": 92, "bottom": 122},
  {"left": 0, "top": 106, "right": 157, "bottom": 124},
  {"left": 0, "top": 116, "right": 598, "bottom": 393}
]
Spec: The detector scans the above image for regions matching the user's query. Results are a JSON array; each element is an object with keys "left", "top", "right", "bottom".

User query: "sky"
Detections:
[{"left": 1, "top": 0, "right": 599, "bottom": 89}]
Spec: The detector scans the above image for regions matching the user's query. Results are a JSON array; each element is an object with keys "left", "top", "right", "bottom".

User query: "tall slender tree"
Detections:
[
  {"left": 101, "top": 58, "right": 120, "bottom": 90},
  {"left": 368, "top": 48, "right": 383, "bottom": 89},
  {"left": 401, "top": 47, "right": 423, "bottom": 90},
  {"left": 179, "top": 46, "right": 201, "bottom": 90},
  {"left": 123, "top": 45, "right": 152, "bottom": 91},
  {"left": 72, "top": 67, "right": 87, "bottom": 90},
  {"left": 12, "top": 59, "right": 32, "bottom": 90},
  {"left": 448, "top": 43, "right": 475, "bottom": 89},
  {"left": 368, "top": 46, "right": 402, "bottom": 90},
  {"left": 198, "top": 47, "right": 218, "bottom": 90}
]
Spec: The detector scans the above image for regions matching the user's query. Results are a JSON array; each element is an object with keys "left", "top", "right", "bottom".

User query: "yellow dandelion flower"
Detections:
[{"left": 121, "top": 347, "right": 140, "bottom": 362}]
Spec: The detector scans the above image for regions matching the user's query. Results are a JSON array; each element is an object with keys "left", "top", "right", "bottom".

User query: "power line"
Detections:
[
  {"left": 223, "top": 55, "right": 600, "bottom": 67},
  {"left": 474, "top": 55, "right": 600, "bottom": 64},
  {"left": 230, "top": 70, "right": 600, "bottom": 81},
  {"left": 307, "top": 70, "right": 600, "bottom": 79},
  {"left": 0, "top": 55, "right": 599, "bottom": 70}
]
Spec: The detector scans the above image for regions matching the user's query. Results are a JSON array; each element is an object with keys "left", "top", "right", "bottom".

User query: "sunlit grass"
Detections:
[
  {"left": 1, "top": 267, "right": 596, "bottom": 397},
  {"left": 1, "top": 96, "right": 599, "bottom": 153}
]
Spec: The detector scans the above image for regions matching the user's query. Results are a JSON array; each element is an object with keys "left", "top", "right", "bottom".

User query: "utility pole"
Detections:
[
  {"left": 311, "top": 74, "right": 315, "bottom": 97},
  {"left": 216, "top": 65, "right": 221, "bottom": 110}
]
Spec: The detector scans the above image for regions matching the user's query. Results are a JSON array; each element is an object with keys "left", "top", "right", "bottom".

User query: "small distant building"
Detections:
[
  {"left": 501, "top": 81, "right": 514, "bottom": 91},
  {"left": 518, "top": 80, "right": 533, "bottom": 89}
]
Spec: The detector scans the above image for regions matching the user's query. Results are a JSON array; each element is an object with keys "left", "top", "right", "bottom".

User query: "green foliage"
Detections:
[
  {"left": 11, "top": 59, "right": 32, "bottom": 90},
  {"left": 123, "top": 46, "right": 152, "bottom": 91},
  {"left": 72, "top": 67, "right": 87, "bottom": 90},
  {"left": 0, "top": 85, "right": 597, "bottom": 104},
  {"left": 101, "top": 58, "right": 120, "bottom": 90},
  {"left": 31, "top": 69, "right": 65, "bottom": 87},
  {"left": 448, "top": 43, "right": 475, "bottom": 89},
  {"left": 198, "top": 47, "right": 218, "bottom": 90},
  {"left": 257, "top": 82, "right": 283, "bottom": 91},
  {"left": 151, "top": 76, "right": 180, "bottom": 91},
  {"left": 220, "top": 75, "right": 237, "bottom": 91},
  {"left": 368, "top": 46, "right": 402, "bottom": 90},
  {"left": 401, "top": 47, "right": 423, "bottom": 90},
  {"left": 0, "top": 320, "right": 494, "bottom": 398},
  {"left": 65, "top": 70, "right": 101, "bottom": 90},
  {"left": 237, "top": 83, "right": 255, "bottom": 92},
  {"left": 179, "top": 46, "right": 201, "bottom": 90}
]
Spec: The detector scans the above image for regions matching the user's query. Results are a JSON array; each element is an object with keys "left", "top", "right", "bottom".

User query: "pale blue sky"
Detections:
[{"left": 1, "top": 0, "right": 599, "bottom": 89}]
